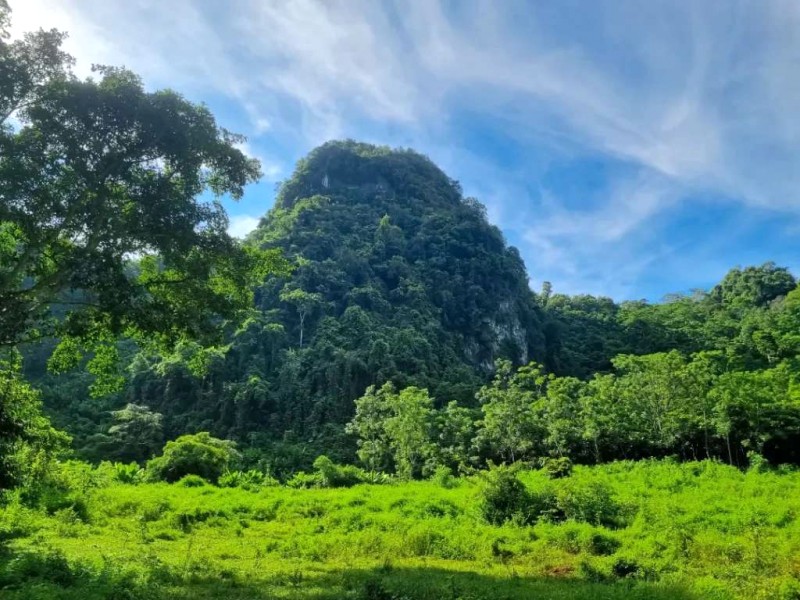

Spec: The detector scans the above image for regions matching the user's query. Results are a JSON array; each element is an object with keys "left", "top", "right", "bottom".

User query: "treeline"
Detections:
[
  {"left": 23, "top": 258, "right": 800, "bottom": 475},
  {"left": 344, "top": 268, "right": 800, "bottom": 476},
  {"left": 38, "top": 262, "right": 798, "bottom": 473},
  {"left": 72, "top": 342, "right": 800, "bottom": 486},
  {"left": 5, "top": 1, "right": 800, "bottom": 482},
  {"left": 348, "top": 352, "right": 800, "bottom": 479}
]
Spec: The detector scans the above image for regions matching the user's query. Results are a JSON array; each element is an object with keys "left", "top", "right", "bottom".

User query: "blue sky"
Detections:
[{"left": 11, "top": 0, "right": 800, "bottom": 301}]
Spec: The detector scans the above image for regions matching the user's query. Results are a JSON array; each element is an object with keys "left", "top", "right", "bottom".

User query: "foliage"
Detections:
[
  {"left": 540, "top": 457, "right": 573, "bottom": 479},
  {"left": 218, "top": 469, "right": 278, "bottom": 491},
  {"left": 15, "top": 131, "right": 800, "bottom": 475},
  {"left": 475, "top": 360, "right": 550, "bottom": 463},
  {"left": 0, "top": 8, "right": 288, "bottom": 391},
  {"left": 122, "top": 140, "right": 544, "bottom": 446},
  {"left": 121, "top": 464, "right": 145, "bottom": 486},
  {"left": 312, "top": 455, "right": 366, "bottom": 488},
  {"left": 0, "top": 352, "right": 69, "bottom": 490},
  {"left": 4, "top": 459, "right": 799, "bottom": 599},
  {"left": 478, "top": 465, "right": 533, "bottom": 525},
  {"left": 145, "top": 433, "right": 239, "bottom": 484},
  {"left": 106, "top": 404, "right": 164, "bottom": 464},
  {"left": 347, "top": 383, "right": 436, "bottom": 478}
]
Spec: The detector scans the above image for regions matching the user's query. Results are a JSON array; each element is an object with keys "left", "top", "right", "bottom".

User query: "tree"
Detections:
[
  {"left": 0, "top": 351, "right": 69, "bottom": 490},
  {"left": 0, "top": 1, "right": 9, "bottom": 37},
  {"left": 347, "top": 382, "right": 436, "bottom": 478},
  {"left": 710, "top": 363, "right": 797, "bottom": 464},
  {"left": 712, "top": 262, "right": 796, "bottom": 311},
  {"left": 0, "top": 5, "right": 287, "bottom": 489},
  {"left": 611, "top": 352, "right": 695, "bottom": 455},
  {"left": 436, "top": 401, "right": 478, "bottom": 473},
  {"left": 107, "top": 403, "right": 164, "bottom": 463},
  {"left": 475, "top": 360, "right": 549, "bottom": 463},
  {"left": 279, "top": 286, "right": 322, "bottom": 348},
  {"left": 383, "top": 386, "right": 436, "bottom": 479},
  {"left": 773, "top": 287, "right": 800, "bottom": 358},
  {"left": 580, "top": 374, "right": 618, "bottom": 463},
  {"left": 541, "top": 376, "right": 585, "bottom": 458},
  {"left": 0, "top": 5, "right": 287, "bottom": 356},
  {"left": 345, "top": 383, "right": 394, "bottom": 472}
]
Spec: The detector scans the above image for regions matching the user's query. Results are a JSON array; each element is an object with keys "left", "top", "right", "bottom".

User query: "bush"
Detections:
[
  {"left": 286, "top": 471, "right": 320, "bottom": 489},
  {"left": 556, "top": 479, "right": 622, "bottom": 527},
  {"left": 113, "top": 462, "right": 144, "bottom": 484},
  {"left": 479, "top": 466, "right": 533, "bottom": 525},
  {"left": 218, "top": 469, "right": 278, "bottom": 490},
  {"left": 747, "top": 451, "right": 770, "bottom": 474},
  {"left": 177, "top": 474, "right": 208, "bottom": 487},
  {"left": 145, "top": 433, "right": 238, "bottom": 484},
  {"left": 544, "top": 523, "right": 620, "bottom": 556},
  {"left": 431, "top": 465, "right": 459, "bottom": 489},
  {"left": 313, "top": 455, "right": 365, "bottom": 488},
  {"left": 527, "top": 483, "right": 561, "bottom": 522},
  {"left": 540, "top": 457, "right": 573, "bottom": 479},
  {"left": 0, "top": 497, "right": 39, "bottom": 542},
  {"left": 0, "top": 548, "right": 82, "bottom": 587}
]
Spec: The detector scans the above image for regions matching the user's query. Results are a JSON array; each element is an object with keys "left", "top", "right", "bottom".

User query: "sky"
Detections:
[{"left": 9, "top": 0, "right": 800, "bottom": 301}]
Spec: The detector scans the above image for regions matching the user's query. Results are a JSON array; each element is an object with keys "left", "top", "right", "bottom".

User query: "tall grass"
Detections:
[{"left": 2, "top": 459, "right": 799, "bottom": 599}]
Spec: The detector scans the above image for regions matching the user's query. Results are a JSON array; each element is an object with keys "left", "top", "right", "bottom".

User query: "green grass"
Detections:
[{"left": 3, "top": 460, "right": 800, "bottom": 599}]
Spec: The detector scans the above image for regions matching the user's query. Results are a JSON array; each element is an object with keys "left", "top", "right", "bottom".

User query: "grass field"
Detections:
[{"left": 2, "top": 460, "right": 800, "bottom": 599}]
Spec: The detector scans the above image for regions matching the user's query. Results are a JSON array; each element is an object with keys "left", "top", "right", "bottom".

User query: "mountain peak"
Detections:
[{"left": 274, "top": 140, "right": 462, "bottom": 211}]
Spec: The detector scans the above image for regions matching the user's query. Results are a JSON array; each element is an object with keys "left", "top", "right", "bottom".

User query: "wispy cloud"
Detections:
[
  {"left": 9, "top": 0, "right": 800, "bottom": 298},
  {"left": 522, "top": 174, "right": 682, "bottom": 297},
  {"left": 227, "top": 215, "right": 260, "bottom": 239}
]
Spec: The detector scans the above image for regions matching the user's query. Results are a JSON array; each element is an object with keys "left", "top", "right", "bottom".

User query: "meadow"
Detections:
[{"left": 2, "top": 460, "right": 800, "bottom": 600}]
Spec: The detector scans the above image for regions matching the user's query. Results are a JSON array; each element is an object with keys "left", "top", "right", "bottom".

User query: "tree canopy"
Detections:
[
  {"left": 0, "top": 4, "right": 286, "bottom": 488},
  {"left": 0, "top": 6, "right": 285, "bottom": 355}
]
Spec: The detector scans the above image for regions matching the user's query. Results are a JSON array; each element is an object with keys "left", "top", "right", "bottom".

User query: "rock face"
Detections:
[{"left": 130, "top": 141, "right": 546, "bottom": 439}]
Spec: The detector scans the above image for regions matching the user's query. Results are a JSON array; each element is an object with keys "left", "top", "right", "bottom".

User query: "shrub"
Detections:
[
  {"left": 0, "top": 548, "right": 82, "bottom": 587},
  {"left": 359, "top": 470, "right": 393, "bottom": 485},
  {"left": 479, "top": 466, "right": 533, "bottom": 525},
  {"left": 545, "top": 523, "right": 620, "bottom": 556},
  {"left": 527, "top": 483, "right": 562, "bottom": 522},
  {"left": 747, "top": 451, "right": 770, "bottom": 473},
  {"left": 48, "top": 460, "right": 106, "bottom": 494},
  {"left": 540, "top": 457, "right": 573, "bottom": 479},
  {"left": 313, "top": 455, "right": 365, "bottom": 488},
  {"left": 218, "top": 469, "right": 278, "bottom": 490},
  {"left": 556, "top": 479, "right": 622, "bottom": 527},
  {"left": 145, "top": 432, "right": 239, "bottom": 484},
  {"left": 286, "top": 471, "right": 320, "bottom": 489},
  {"left": 177, "top": 474, "right": 208, "bottom": 487},
  {"left": 431, "top": 465, "right": 458, "bottom": 489},
  {"left": 113, "top": 462, "right": 144, "bottom": 484},
  {"left": 612, "top": 557, "right": 644, "bottom": 579},
  {"left": 0, "top": 497, "right": 39, "bottom": 542}
]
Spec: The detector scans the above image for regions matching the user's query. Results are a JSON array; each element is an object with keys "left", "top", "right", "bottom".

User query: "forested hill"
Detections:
[
  {"left": 250, "top": 141, "right": 546, "bottom": 388},
  {"left": 26, "top": 141, "right": 798, "bottom": 469},
  {"left": 125, "top": 141, "right": 546, "bottom": 445}
]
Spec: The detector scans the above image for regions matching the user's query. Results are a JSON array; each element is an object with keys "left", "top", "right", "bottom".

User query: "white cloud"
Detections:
[
  {"left": 8, "top": 0, "right": 800, "bottom": 296},
  {"left": 227, "top": 215, "right": 260, "bottom": 239},
  {"left": 521, "top": 174, "right": 682, "bottom": 298},
  {"left": 12, "top": 0, "right": 800, "bottom": 208}
]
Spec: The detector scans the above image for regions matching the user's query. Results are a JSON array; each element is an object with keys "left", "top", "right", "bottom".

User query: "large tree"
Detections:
[
  {"left": 0, "top": 4, "right": 285, "bottom": 355},
  {"left": 0, "top": 4, "right": 285, "bottom": 487}
]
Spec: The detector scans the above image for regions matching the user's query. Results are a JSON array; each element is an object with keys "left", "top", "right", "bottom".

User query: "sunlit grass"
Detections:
[{"left": 3, "top": 460, "right": 800, "bottom": 599}]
